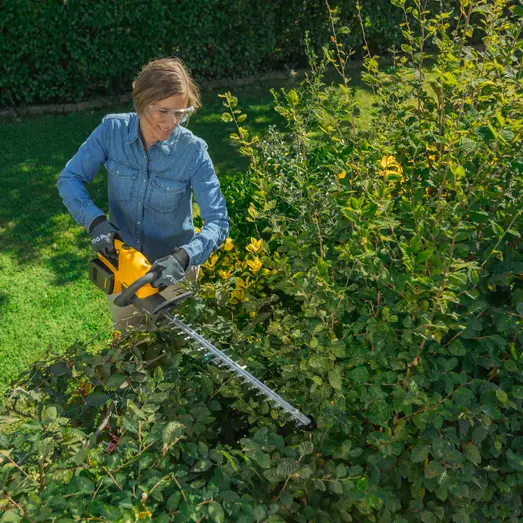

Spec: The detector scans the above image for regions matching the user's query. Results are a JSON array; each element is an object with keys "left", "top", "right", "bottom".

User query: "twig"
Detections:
[
  {"left": 102, "top": 466, "right": 123, "bottom": 491},
  {"left": 143, "top": 352, "right": 167, "bottom": 368},
  {"left": 111, "top": 443, "right": 153, "bottom": 474},
  {"left": 91, "top": 480, "right": 103, "bottom": 502},
  {"left": 6, "top": 495, "right": 36, "bottom": 523},
  {"left": 398, "top": 381, "right": 470, "bottom": 422},
  {"left": 0, "top": 452, "right": 38, "bottom": 485},
  {"left": 173, "top": 474, "right": 188, "bottom": 502}
]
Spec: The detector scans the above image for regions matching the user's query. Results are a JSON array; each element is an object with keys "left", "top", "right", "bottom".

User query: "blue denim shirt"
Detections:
[{"left": 57, "top": 112, "right": 229, "bottom": 265}]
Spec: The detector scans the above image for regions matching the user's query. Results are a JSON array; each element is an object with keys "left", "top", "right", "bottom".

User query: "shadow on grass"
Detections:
[{"left": 0, "top": 292, "right": 8, "bottom": 312}]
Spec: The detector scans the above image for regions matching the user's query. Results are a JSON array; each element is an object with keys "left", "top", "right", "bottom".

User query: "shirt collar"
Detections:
[{"left": 126, "top": 113, "right": 181, "bottom": 156}]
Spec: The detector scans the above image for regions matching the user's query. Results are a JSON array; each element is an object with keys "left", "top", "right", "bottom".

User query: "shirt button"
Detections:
[{"left": 137, "top": 221, "right": 141, "bottom": 224}]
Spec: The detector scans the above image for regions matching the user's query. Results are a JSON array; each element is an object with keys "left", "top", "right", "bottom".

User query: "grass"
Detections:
[{"left": 0, "top": 70, "right": 375, "bottom": 392}]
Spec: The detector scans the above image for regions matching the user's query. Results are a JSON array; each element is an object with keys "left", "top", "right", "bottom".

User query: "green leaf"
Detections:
[
  {"left": 328, "top": 367, "right": 343, "bottom": 390},
  {"left": 314, "top": 479, "right": 326, "bottom": 491},
  {"left": 449, "top": 340, "right": 466, "bottom": 356},
  {"left": 42, "top": 406, "right": 58, "bottom": 423},
  {"left": 75, "top": 475, "right": 95, "bottom": 493},
  {"left": 166, "top": 492, "right": 182, "bottom": 511},
  {"left": 450, "top": 483, "right": 469, "bottom": 498},
  {"left": 253, "top": 451, "right": 271, "bottom": 469},
  {"left": 464, "top": 444, "right": 481, "bottom": 464},
  {"left": 329, "top": 480, "right": 343, "bottom": 494},
  {"left": 421, "top": 511, "right": 437, "bottom": 523},
  {"left": 513, "top": 386, "right": 523, "bottom": 400},
  {"left": 298, "top": 441, "right": 314, "bottom": 455},
  {"left": 434, "top": 487, "right": 448, "bottom": 501},
  {"left": 280, "top": 490, "right": 294, "bottom": 508},
  {"left": 496, "top": 389, "right": 507, "bottom": 403},
  {"left": 506, "top": 449, "right": 523, "bottom": 471},
  {"left": 85, "top": 392, "right": 108, "bottom": 407},
  {"left": 221, "top": 451, "right": 238, "bottom": 472},
  {"left": 73, "top": 448, "right": 88, "bottom": 466},
  {"left": 47, "top": 362, "right": 71, "bottom": 377},
  {"left": 424, "top": 460, "right": 443, "bottom": 479},
  {"left": 472, "top": 424, "right": 488, "bottom": 443},
  {"left": 263, "top": 469, "right": 281, "bottom": 483},
  {"left": 208, "top": 501, "right": 225, "bottom": 523},
  {"left": 254, "top": 505, "right": 266, "bottom": 522},
  {"left": 193, "top": 459, "right": 212, "bottom": 472},
  {"left": 454, "top": 387, "right": 475, "bottom": 407},
  {"left": 0, "top": 509, "right": 22, "bottom": 523},
  {"left": 287, "top": 89, "right": 299, "bottom": 106},
  {"left": 277, "top": 458, "right": 298, "bottom": 476},
  {"left": 154, "top": 366, "right": 164, "bottom": 383},
  {"left": 162, "top": 421, "right": 184, "bottom": 444},
  {"left": 411, "top": 444, "right": 430, "bottom": 463},
  {"left": 105, "top": 374, "right": 127, "bottom": 388},
  {"left": 452, "top": 507, "right": 470, "bottom": 523}
]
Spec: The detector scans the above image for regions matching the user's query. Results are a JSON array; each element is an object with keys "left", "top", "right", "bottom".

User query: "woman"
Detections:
[{"left": 57, "top": 57, "right": 229, "bottom": 330}]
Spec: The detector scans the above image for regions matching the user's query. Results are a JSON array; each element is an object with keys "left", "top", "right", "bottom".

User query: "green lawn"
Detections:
[{"left": 0, "top": 72, "right": 374, "bottom": 392}]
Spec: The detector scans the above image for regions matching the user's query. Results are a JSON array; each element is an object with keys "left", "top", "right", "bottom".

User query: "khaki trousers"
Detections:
[{"left": 107, "top": 266, "right": 199, "bottom": 332}]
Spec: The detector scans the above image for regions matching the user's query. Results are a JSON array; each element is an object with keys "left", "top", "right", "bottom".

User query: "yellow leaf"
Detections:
[
  {"left": 229, "top": 289, "right": 248, "bottom": 304},
  {"left": 222, "top": 237, "right": 234, "bottom": 251},
  {"left": 203, "top": 253, "right": 219, "bottom": 270},
  {"left": 248, "top": 204, "right": 259, "bottom": 219},
  {"left": 246, "top": 238, "right": 263, "bottom": 254},
  {"left": 246, "top": 257, "right": 263, "bottom": 274}
]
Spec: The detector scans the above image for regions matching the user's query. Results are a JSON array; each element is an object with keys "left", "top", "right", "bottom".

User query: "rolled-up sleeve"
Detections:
[
  {"left": 57, "top": 119, "right": 108, "bottom": 230},
  {"left": 182, "top": 142, "right": 230, "bottom": 266}
]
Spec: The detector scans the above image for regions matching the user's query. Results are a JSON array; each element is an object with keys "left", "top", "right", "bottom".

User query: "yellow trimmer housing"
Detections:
[
  {"left": 88, "top": 239, "right": 191, "bottom": 317},
  {"left": 88, "top": 239, "right": 158, "bottom": 299}
]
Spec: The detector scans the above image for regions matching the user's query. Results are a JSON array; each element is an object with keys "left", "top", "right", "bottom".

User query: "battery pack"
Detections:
[{"left": 88, "top": 258, "right": 115, "bottom": 295}]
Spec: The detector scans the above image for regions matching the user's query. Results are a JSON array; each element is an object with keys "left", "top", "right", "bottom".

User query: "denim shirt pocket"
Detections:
[
  {"left": 147, "top": 176, "right": 187, "bottom": 213},
  {"left": 105, "top": 159, "right": 138, "bottom": 202}
]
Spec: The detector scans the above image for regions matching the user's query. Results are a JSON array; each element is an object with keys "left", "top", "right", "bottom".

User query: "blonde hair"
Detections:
[{"left": 132, "top": 57, "right": 201, "bottom": 117}]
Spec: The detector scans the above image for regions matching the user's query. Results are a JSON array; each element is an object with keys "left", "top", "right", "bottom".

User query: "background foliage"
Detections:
[
  {"left": 0, "top": 0, "right": 406, "bottom": 108},
  {"left": 1, "top": 1, "right": 522, "bottom": 522}
]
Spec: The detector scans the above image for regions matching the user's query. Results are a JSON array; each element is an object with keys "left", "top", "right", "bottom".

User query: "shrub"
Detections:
[{"left": 1, "top": 1, "right": 522, "bottom": 521}]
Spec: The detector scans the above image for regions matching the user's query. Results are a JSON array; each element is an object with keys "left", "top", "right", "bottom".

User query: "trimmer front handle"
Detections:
[{"left": 113, "top": 270, "right": 160, "bottom": 307}]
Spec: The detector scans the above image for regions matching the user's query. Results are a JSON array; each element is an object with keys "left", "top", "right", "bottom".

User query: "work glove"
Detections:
[
  {"left": 89, "top": 217, "right": 120, "bottom": 258},
  {"left": 149, "top": 248, "right": 190, "bottom": 288}
]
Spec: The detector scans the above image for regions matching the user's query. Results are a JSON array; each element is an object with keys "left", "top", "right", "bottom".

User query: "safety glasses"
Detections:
[{"left": 147, "top": 105, "right": 195, "bottom": 125}]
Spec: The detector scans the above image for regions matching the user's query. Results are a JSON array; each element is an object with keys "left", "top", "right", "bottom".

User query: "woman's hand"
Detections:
[
  {"left": 149, "top": 248, "right": 189, "bottom": 288},
  {"left": 89, "top": 218, "right": 120, "bottom": 258}
]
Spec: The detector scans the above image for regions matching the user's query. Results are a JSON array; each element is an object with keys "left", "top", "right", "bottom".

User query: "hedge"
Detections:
[{"left": 0, "top": 0, "right": 407, "bottom": 108}]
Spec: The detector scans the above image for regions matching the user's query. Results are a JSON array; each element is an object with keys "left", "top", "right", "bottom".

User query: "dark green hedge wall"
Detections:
[{"left": 0, "top": 0, "right": 405, "bottom": 108}]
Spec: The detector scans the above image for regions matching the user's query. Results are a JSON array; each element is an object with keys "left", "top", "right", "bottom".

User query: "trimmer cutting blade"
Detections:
[{"left": 89, "top": 242, "right": 316, "bottom": 430}]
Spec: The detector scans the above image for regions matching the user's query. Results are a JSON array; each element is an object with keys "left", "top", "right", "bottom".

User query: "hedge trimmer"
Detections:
[{"left": 88, "top": 240, "right": 315, "bottom": 430}]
